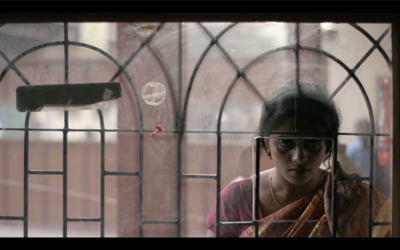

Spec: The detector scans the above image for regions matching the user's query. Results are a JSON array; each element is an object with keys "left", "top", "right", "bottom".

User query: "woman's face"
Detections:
[{"left": 267, "top": 118, "right": 327, "bottom": 185}]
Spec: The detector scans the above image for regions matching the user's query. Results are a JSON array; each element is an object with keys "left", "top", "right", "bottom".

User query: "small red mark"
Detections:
[{"left": 151, "top": 125, "right": 165, "bottom": 139}]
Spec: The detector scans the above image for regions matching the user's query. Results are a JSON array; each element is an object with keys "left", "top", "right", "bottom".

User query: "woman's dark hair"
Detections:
[{"left": 258, "top": 80, "right": 340, "bottom": 164}]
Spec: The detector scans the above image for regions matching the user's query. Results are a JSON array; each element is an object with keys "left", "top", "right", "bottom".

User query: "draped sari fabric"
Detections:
[{"left": 240, "top": 180, "right": 391, "bottom": 238}]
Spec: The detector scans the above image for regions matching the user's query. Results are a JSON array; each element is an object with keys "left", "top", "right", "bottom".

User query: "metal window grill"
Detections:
[{"left": 0, "top": 22, "right": 393, "bottom": 237}]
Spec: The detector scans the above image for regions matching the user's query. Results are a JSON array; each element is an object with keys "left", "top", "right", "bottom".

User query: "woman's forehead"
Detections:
[
  {"left": 271, "top": 118, "right": 310, "bottom": 132},
  {"left": 269, "top": 118, "right": 328, "bottom": 138},
  {"left": 269, "top": 135, "right": 327, "bottom": 140}
]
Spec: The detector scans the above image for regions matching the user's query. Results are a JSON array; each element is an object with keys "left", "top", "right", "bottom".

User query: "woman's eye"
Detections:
[
  {"left": 305, "top": 139, "right": 322, "bottom": 149},
  {"left": 278, "top": 139, "right": 293, "bottom": 148}
]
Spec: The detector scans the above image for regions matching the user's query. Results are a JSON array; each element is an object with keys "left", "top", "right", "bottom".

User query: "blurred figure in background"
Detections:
[
  {"left": 345, "top": 119, "right": 389, "bottom": 196},
  {"left": 345, "top": 119, "right": 378, "bottom": 178}
]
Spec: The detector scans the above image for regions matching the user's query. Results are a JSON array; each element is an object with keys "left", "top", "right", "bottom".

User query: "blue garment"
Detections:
[
  {"left": 346, "top": 137, "right": 390, "bottom": 197},
  {"left": 345, "top": 138, "right": 378, "bottom": 178}
]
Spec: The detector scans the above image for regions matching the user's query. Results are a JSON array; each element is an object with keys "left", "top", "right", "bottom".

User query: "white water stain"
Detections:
[{"left": 142, "top": 81, "right": 166, "bottom": 106}]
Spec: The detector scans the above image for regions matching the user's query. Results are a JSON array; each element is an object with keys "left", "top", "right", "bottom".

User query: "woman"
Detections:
[{"left": 203, "top": 81, "right": 391, "bottom": 237}]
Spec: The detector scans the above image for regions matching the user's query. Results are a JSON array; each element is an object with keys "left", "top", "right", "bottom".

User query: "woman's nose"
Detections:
[{"left": 292, "top": 146, "right": 306, "bottom": 164}]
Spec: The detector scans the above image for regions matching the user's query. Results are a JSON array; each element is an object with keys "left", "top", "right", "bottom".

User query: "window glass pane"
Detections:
[{"left": 0, "top": 21, "right": 392, "bottom": 237}]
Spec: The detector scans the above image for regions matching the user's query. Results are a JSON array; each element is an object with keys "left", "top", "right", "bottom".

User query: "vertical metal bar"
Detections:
[
  {"left": 177, "top": 22, "right": 183, "bottom": 237},
  {"left": 62, "top": 111, "right": 68, "bottom": 238},
  {"left": 177, "top": 131, "right": 183, "bottom": 237},
  {"left": 213, "top": 71, "right": 242, "bottom": 238},
  {"left": 331, "top": 137, "right": 338, "bottom": 238},
  {"left": 391, "top": 21, "right": 400, "bottom": 237},
  {"left": 138, "top": 131, "right": 144, "bottom": 237},
  {"left": 368, "top": 124, "right": 375, "bottom": 237},
  {"left": 253, "top": 137, "right": 261, "bottom": 237},
  {"left": 64, "top": 23, "right": 69, "bottom": 84},
  {"left": 179, "top": 23, "right": 183, "bottom": 118},
  {"left": 294, "top": 23, "right": 300, "bottom": 134},
  {"left": 98, "top": 110, "right": 105, "bottom": 237},
  {"left": 294, "top": 23, "right": 300, "bottom": 85},
  {"left": 62, "top": 22, "right": 69, "bottom": 238},
  {"left": 215, "top": 132, "right": 221, "bottom": 237},
  {"left": 23, "top": 112, "right": 31, "bottom": 237}
]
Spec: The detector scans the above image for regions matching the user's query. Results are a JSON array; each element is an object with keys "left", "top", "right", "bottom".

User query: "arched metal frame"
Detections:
[
  {"left": 209, "top": 23, "right": 392, "bottom": 237},
  {"left": 0, "top": 21, "right": 393, "bottom": 237}
]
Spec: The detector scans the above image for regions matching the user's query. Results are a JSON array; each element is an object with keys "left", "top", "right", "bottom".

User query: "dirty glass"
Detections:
[{"left": 0, "top": 22, "right": 392, "bottom": 237}]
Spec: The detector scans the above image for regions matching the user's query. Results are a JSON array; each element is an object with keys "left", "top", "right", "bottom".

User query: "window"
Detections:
[{"left": 0, "top": 5, "right": 398, "bottom": 237}]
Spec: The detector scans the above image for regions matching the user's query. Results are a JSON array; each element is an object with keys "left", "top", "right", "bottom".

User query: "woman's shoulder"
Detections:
[
  {"left": 222, "top": 170, "right": 273, "bottom": 194},
  {"left": 219, "top": 176, "right": 252, "bottom": 199},
  {"left": 224, "top": 176, "right": 253, "bottom": 190}
]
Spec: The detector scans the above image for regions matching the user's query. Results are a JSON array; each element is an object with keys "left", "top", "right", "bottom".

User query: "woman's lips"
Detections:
[{"left": 289, "top": 168, "right": 310, "bottom": 175}]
